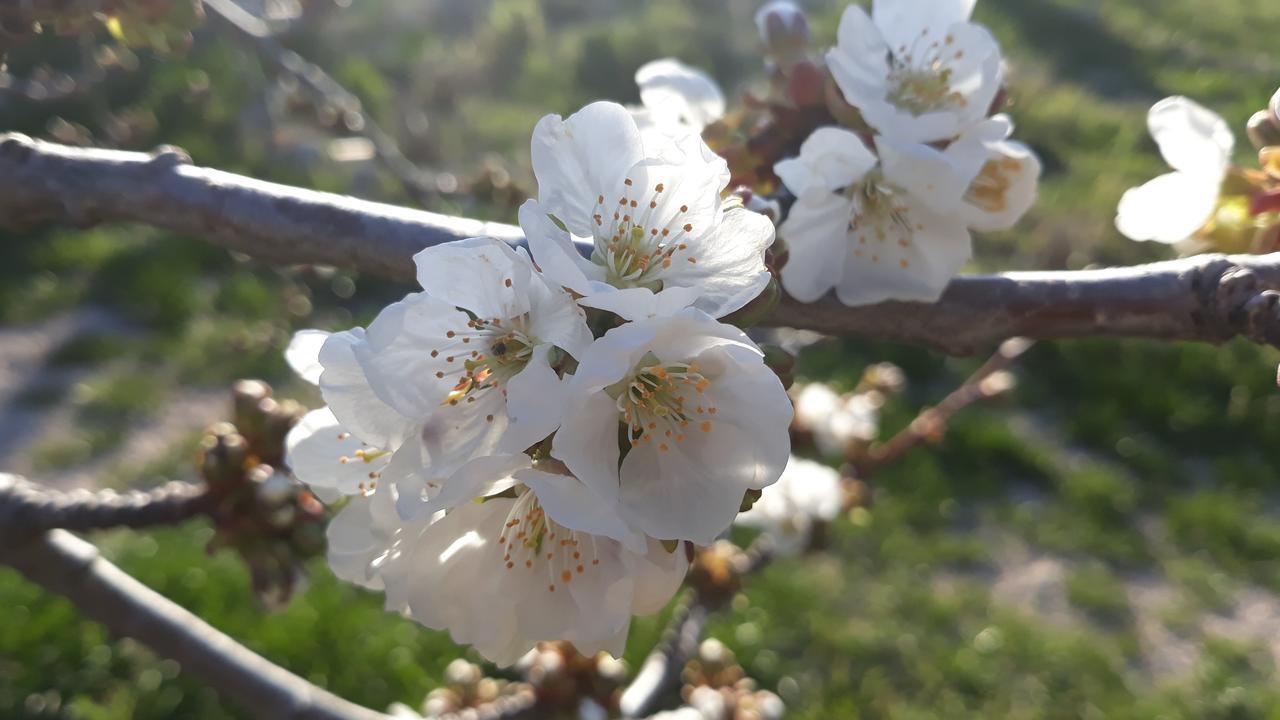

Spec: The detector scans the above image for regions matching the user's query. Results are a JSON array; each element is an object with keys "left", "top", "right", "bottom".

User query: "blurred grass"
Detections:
[{"left": 2, "top": 0, "right": 1280, "bottom": 718}]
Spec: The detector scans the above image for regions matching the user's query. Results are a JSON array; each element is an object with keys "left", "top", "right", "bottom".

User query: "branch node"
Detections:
[{"left": 149, "top": 144, "right": 193, "bottom": 169}]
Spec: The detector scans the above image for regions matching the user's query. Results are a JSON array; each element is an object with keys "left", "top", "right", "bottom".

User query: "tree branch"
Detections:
[
  {"left": 0, "top": 528, "right": 391, "bottom": 720},
  {"left": 3, "top": 132, "right": 1280, "bottom": 355},
  {"left": 855, "top": 338, "right": 1033, "bottom": 478},
  {"left": 0, "top": 474, "right": 210, "bottom": 536}
]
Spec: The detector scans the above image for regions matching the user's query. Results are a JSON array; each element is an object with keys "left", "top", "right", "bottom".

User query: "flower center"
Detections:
[
  {"left": 432, "top": 317, "right": 535, "bottom": 411},
  {"left": 496, "top": 488, "right": 601, "bottom": 594},
  {"left": 886, "top": 32, "right": 968, "bottom": 115},
  {"left": 845, "top": 173, "right": 918, "bottom": 270},
  {"left": 611, "top": 353, "right": 717, "bottom": 452},
  {"left": 589, "top": 177, "right": 700, "bottom": 288}
]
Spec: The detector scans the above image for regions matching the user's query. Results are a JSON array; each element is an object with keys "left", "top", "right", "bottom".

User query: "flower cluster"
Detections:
[
  {"left": 1117, "top": 91, "right": 1280, "bottom": 254},
  {"left": 772, "top": 0, "right": 1040, "bottom": 306},
  {"left": 286, "top": 101, "right": 792, "bottom": 665}
]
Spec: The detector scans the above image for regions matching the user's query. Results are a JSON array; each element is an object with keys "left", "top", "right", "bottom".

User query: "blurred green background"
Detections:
[{"left": 3, "top": 0, "right": 1280, "bottom": 718}]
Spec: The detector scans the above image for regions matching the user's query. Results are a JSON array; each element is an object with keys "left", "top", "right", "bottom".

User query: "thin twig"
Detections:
[
  {"left": 3, "top": 133, "right": 1280, "bottom": 355},
  {"left": 0, "top": 529, "right": 392, "bottom": 720},
  {"left": 855, "top": 338, "right": 1035, "bottom": 477},
  {"left": 619, "top": 539, "right": 775, "bottom": 718},
  {"left": 0, "top": 473, "right": 210, "bottom": 536},
  {"left": 202, "top": 0, "right": 450, "bottom": 208}
]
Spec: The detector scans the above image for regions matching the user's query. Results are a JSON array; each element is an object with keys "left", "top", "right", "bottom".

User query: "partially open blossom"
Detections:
[
  {"left": 736, "top": 456, "right": 841, "bottom": 555},
  {"left": 755, "top": 1, "right": 810, "bottom": 65},
  {"left": 554, "top": 309, "right": 792, "bottom": 545},
  {"left": 1116, "top": 96, "right": 1234, "bottom": 244},
  {"left": 953, "top": 115, "right": 1042, "bottom": 231},
  {"left": 301, "top": 238, "right": 591, "bottom": 495},
  {"left": 775, "top": 126, "right": 982, "bottom": 305},
  {"left": 826, "top": 0, "right": 1003, "bottom": 143},
  {"left": 632, "top": 58, "right": 726, "bottom": 139},
  {"left": 523, "top": 101, "right": 774, "bottom": 321}
]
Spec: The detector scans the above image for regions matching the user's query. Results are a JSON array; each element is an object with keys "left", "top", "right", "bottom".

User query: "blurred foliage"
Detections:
[{"left": 1, "top": 0, "right": 1280, "bottom": 718}]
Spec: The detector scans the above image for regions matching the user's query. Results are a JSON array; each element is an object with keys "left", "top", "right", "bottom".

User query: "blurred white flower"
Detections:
[
  {"left": 632, "top": 58, "right": 725, "bottom": 139},
  {"left": 554, "top": 309, "right": 793, "bottom": 545},
  {"left": 302, "top": 237, "right": 591, "bottom": 492},
  {"left": 775, "top": 126, "right": 982, "bottom": 305},
  {"left": 791, "top": 382, "right": 880, "bottom": 458},
  {"left": 523, "top": 101, "right": 774, "bottom": 321},
  {"left": 1116, "top": 96, "right": 1234, "bottom": 244},
  {"left": 826, "top": 0, "right": 1003, "bottom": 143},
  {"left": 736, "top": 456, "right": 841, "bottom": 555}
]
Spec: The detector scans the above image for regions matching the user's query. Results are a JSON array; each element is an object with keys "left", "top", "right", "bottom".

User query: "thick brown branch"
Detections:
[
  {"left": 0, "top": 474, "right": 211, "bottom": 536},
  {"left": 0, "top": 529, "right": 391, "bottom": 720},
  {"left": 3, "top": 132, "right": 1280, "bottom": 355}
]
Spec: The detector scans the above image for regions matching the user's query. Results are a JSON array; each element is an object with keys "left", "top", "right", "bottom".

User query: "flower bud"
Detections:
[
  {"left": 755, "top": 1, "right": 810, "bottom": 65},
  {"left": 231, "top": 379, "right": 272, "bottom": 429},
  {"left": 1247, "top": 110, "right": 1280, "bottom": 150}
]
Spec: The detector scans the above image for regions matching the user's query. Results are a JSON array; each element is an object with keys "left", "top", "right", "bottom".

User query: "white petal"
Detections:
[
  {"left": 412, "top": 236, "right": 532, "bottom": 320},
  {"left": 778, "top": 192, "right": 854, "bottom": 303},
  {"left": 551, "top": 389, "right": 624, "bottom": 504},
  {"left": 326, "top": 494, "right": 387, "bottom": 590},
  {"left": 577, "top": 285, "right": 701, "bottom": 321},
  {"left": 878, "top": 137, "right": 973, "bottom": 212},
  {"left": 624, "top": 133, "right": 730, "bottom": 246},
  {"left": 316, "top": 328, "right": 416, "bottom": 450},
  {"left": 501, "top": 345, "right": 568, "bottom": 453},
  {"left": 515, "top": 468, "right": 646, "bottom": 553},
  {"left": 835, "top": 198, "right": 972, "bottom": 305},
  {"left": 285, "top": 330, "right": 328, "bottom": 385},
  {"left": 518, "top": 199, "right": 603, "bottom": 296},
  {"left": 775, "top": 126, "right": 878, "bottom": 196},
  {"left": 285, "top": 407, "right": 390, "bottom": 495},
  {"left": 629, "top": 537, "right": 691, "bottom": 615},
  {"left": 656, "top": 207, "right": 775, "bottom": 319},
  {"left": 827, "top": 5, "right": 891, "bottom": 108},
  {"left": 526, "top": 271, "right": 594, "bottom": 358},
  {"left": 1115, "top": 171, "right": 1220, "bottom": 244},
  {"left": 1149, "top": 96, "right": 1234, "bottom": 177},
  {"left": 532, "top": 102, "right": 646, "bottom": 236},
  {"left": 872, "top": 0, "right": 976, "bottom": 53},
  {"left": 635, "top": 58, "right": 725, "bottom": 135}
]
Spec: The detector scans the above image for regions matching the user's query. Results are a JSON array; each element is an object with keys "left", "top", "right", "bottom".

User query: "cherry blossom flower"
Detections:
[
  {"left": 826, "top": 0, "right": 1003, "bottom": 143},
  {"left": 1116, "top": 96, "right": 1234, "bottom": 244},
  {"left": 736, "top": 456, "right": 841, "bottom": 555},
  {"left": 775, "top": 126, "right": 980, "bottom": 305},
  {"left": 305, "top": 237, "right": 591, "bottom": 492},
  {"left": 631, "top": 58, "right": 725, "bottom": 139},
  {"left": 320, "top": 457, "right": 688, "bottom": 666},
  {"left": 953, "top": 115, "right": 1042, "bottom": 232},
  {"left": 553, "top": 309, "right": 792, "bottom": 545},
  {"left": 522, "top": 101, "right": 774, "bottom": 321}
]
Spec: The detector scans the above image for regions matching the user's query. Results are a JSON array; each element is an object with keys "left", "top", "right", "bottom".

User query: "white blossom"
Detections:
[
  {"left": 328, "top": 464, "right": 687, "bottom": 667},
  {"left": 792, "top": 382, "right": 880, "bottom": 458},
  {"left": 736, "top": 456, "right": 841, "bottom": 555},
  {"left": 775, "top": 126, "right": 981, "bottom": 305},
  {"left": 522, "top": 101, "right": 774, "bottom": 321},
  {"left": 826, "top": 0, "right": 1003, "bottom": 144},
  {"left": 632, "top": 58, "right": 725, "bottom": 139},
  {"left": 952, "top": 115, "right": 1042, "bottom": 232},
  {"left": 304, "top": 237, "right": 591, "bottom": 496},
  {"left": 553, "top": 309, "right": 792, "bottom": 545},
  {"left": 1116, "top": 96, "right": 1234, "bottom": 244}
]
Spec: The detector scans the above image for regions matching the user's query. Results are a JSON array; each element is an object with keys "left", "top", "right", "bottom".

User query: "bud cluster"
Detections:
[
  {"left": 679, "top": 639, "right": 785, "bottom": 720},
  {"left": 199, "top": 380, "right": 325, "bottom": 605}
]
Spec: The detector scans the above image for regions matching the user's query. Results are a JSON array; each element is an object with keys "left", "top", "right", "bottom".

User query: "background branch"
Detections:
[
  {"left": 3, "top": 132, "right": 1280, "bottom": 355},
  {"left": 203, "top": 0, "right": 451, "bottom": 208},
  {"left": 0, "top": 474, "right": 210, "bottom": 536},
  {"left": 0, "top": 528, "right": 391, "bottom": 720}
]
